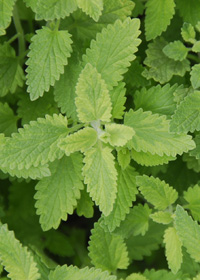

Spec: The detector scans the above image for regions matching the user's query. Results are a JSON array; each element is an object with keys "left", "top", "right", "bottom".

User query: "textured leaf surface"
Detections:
[
  {"left": 137, "top": 175, "right": 178, "bottom": 210},
  {"left": 190, "top": 133, "right": 200, "bottom": 159},
  {"left": 124, "top": 109, "right": 195, "bottom": 157},
  {"left": 83, "top": 145, "right": 117, "bottom": 216},
  {"left": 103, "top": 124, "right": 135, "bottom": 147},
  {"left": 35, "top": 154, "right": 83, "bottom": 231},
  {"left": 0, "top": 114, "right": 68, "bottom": 170},
  {"left": 164, "top": 227, "right": 182, "bottom": 274},
  {"left": 89, "top": 222, "right": 129, "bottom": 272},
  {"left": 150, "top": 211, "right": 173, "bottom": 225},
  {"left": 131, "top": 150, "right": 175, "bottom": 166},
  {"left": 143, "top": 269, "right": 183, "bottom": 280},
  {"left": 75, "top": 63, "right": 112, "bottom": 123},
  {"left": 176, "top": 0, "right": 200, "bottom": 26},
  {"left": 49, "top": 265, "right": 116, "bottom": 280},
  {"left": 175, "top": 205, "right": 200, "bottom": 262},
  {"left": 163, "top": 41, "right": 188, "bottom": 61},
  {"left": 77, "top": 0, "right": 103, "bottom": 21},
  {"left": 143, "top": 38, "right": 190, "bottom": 84},
  {"left": 134, "top": 84, "right": 177, "bottom": 118},
  {"left": 0, "top": 0, "right": 16, "bottom": 35},
  {"left": 110, "top": 82, "right": 126, "bottom": 119},
  {"left": 26, "top": 27, "right": 73, "bottom": 100},
  {"left": 115, "top": 204, "right": 151, "bottom": 238},
  {"left": 76, "top": 188, "right": 94, "bottom": 218},
  {"left": 0, "top": 103, "right": 17, "bottom": 136},
  {"left": 191, "top": 64, "right": 200, "bottom": 90},
  {"left": 59, "top": 127, "right": 97, "bottom": 155},
  {"left": 103, "top": 165, "right": 138, "bottom": 231},
  {"left": 181, "top": 23, "right": 196, "bottom": 44},
  {"left": 0, "top": 224, "right": 39, "bottom": 280},
  {"left": 126, "top": 274, "right": 147, "bottom": 280},
  {"left": 83, "top": 18, "right": 141, "bottom": 89},
  {"left": 117, "top": 148, "right": 131, "bottom": 170},
  {"left": 184, "top": 185, "right": 200, "bottom": 221},
  {"left": 145, "top": 0, "right": 175, "bottom": 41},
  {"left": 170, "top": 91, "right": 200, "bottom": 133}
]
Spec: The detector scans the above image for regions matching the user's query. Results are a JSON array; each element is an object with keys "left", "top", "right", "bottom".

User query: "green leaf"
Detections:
[
  {"left": 145, "top": 0, "right": 175, "bottom": 41},
  {"left": 117, "top": 148, "right": 131, "bottom": 170},
  {"left": 76, "top": 0, "right": 103, "bottom": 22},
  {"left": 134, "top": 84, "right": 177, "bottom": 118},
  {"left": 0, "top": 224, "right": 39, "bottom": 280},
  {"left": 126, "top": 274, "right": 147, "bottom": 280},
  {"left": 131, "top": 150, "right": 176, "bottom": 166},
  {"left": 143, "top": 269, "right": 183, "bottom": 280},
  {"left": 176, "top": 0, "right": 200, "bottom": 26},
  {"left": 190, "top": 133, "right": 200, "bottom": 159},
  {"left": 137, "top": 175, "right": 178, "bottom": 210},
  {"left": 110, "top": 82, "right": 126, "bottom": 119},
  {"left": 26, "top": 27, "right": 73, "bottom": 100},
  {"left": 83, "top": 145, "right": 117, "bottom": 216},
  {"left": 181, "top": 23, "right": 196, "bottom": 44},
  {"left": 184, "top": 185, "right": 200, "bottom": 221},
  {"left": 192, "top": 41, "right": 200, "bottom": 53},
  {"left": 0, "top": 0, "right": 16, "bottom": 35},
  {"left": 143, "top": 38, "right": 190, "bottom": 84},
  {"left": 83, "top": 18, "right": 141, "bottom": 89},
  {"left": 49, "top": 265, "right": 117, "bottom": 280},
  {"left": 175, "top": 205, "right": 200, "bottom": 262},
  {"left": 58, "top": 127, "right": 97, "bottom": 155},
  {"left": 75, "top": 63, "right": 112, "bottom": 123},
  {"left": 191, "top": 64, "right": 200, "bottom": 90},
  {"left": 115, "top": 204, "right": 151, "bottom": 238},
  {"left": 0, "top": 114, "right": 68, "bottom": 170},
  {"left": 163, "top": 41, "right": 188, "bottom": 61},
  {"left": 35, "top": 154, "right": 83, "bottom": 231},
  {"left": 0, "top": 102, "right": 17, "bottom": 136},
  {"left": 170, "top": 91, "right": 200, "bottom": 133},
  {"left": 150, "top": 211, "right": 173, "bottom": 225},
  {"left": 0, "top": 43, "right": 24, "bottom": 97},
  {"left": 182, "top": 153, "right": 200, "bottom": 173},
  {"left": 164, "top": 227, "right": 182, "bottom": 274},
  {"left": 54, "top": 53, "right": 82, "bottom": 120},
  {"left": 102, "top": 124, "right": 135, "bottom": 147},
  {"left": 76, "top": 187, "right": 94, "bottom": 218},
  {"left": 124, "top": 109, "right": 195, "bottom": 157},
  {"left": 102, "top": 165, "right": 138, "bottom": 231},
  {"left": 89, "top": 222, "right": 129, "bottom": 272}
]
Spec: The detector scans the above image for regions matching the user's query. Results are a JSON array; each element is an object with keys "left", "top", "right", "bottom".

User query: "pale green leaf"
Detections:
[
  {"left": 35, "top": 154, "right": 83, "bottom": 231},
  {"left": 150, "top": 211, "right": 173, "bottom": 225},
  {"left": 190, "top": 133, "right": 200, "bottom": 159},
  {"left": 116, "top": 204, "right": 151, "bottom": 238},
  {"left": 144, "top": 269, "right": 183, "bottom": 280},
  {"left": 184, "top": 184, "right": 200, "bottom": 222},
  {"left": 89, "top": 222, "right": 129, "bottom": 272},
  {"left": 175, "top": 205, "right": 200, "bottom": 262},
  {"left": 102, "top": 124, "right": 135, "bottom": 147},
  {"left": 110, "top": 82, "right": 126, "bottom": 119},
  {"left": 117, "top": 148, "right": 131, "bottom": 170},
  {"left": 163, "top": 41, "right": 188, "bottom": 61},
  {"left": 54, "top": 53, "right": 82, "bottom": 120},
  {"left": 194, "top": 274, "right": 200, "bottom": 280},
  {"left": 77, "top": 0, "right": 103, "bottom": 21},
  {"left": 124, "top": 109, "right": 195, "bottom": 157},
  {"left": 164, "top": 227, "right": 182, "bottom": 274},
  {"left": 126, "top": 274, "right": 147, "bottom": 280},
  {"left": 0, "top": 43, "right": 24, "bottom": 97},
  {"left": 131, "top": 150, "right": 176, "bottom": 166},
  {"left": 83, "top": 145, "right": 117, "bottom": 216},
  {"left": 181, "top": 23, "right": 196, "bottom": 44},
  {"left": 176, "top": 0, "right": 200, "bottom": 26},
  {"left": 49, "top": 265, "right": 116, "bottom": 280},
  {"left": 191, "top": 64, "right": 200, "bottom": 90},
  {"left": 134, "top": 84, "right": 177, "bottom": 118},
  {"left": 0, "top": 114, "right": 68, "bottom": 170},
  {"left": 192, "top": 41, "right": 200, "bottom": 53},
  {"left": 143, "top": 38, "right": 190, "bottom": 84},
  {"left": 0, "top": 224, "right": 39, "bottom": 280},
  {"left": 76, "top": 187, "right": 94, "bottom": 218},
  {"left": 137, "top": 175, "right": 178, "bottom": 210},
  {"left": 170, "top": 90, "right": 200, "bottom": 133},
  {"left": 58, "top": 127, "right": 97, "bottom": 154},
  {"left": 0, "top": 103, "right": 17, "bottom": 136},
  {"left": 0, "top": 0, "right": 16, "bottom": 36},
  {"left": 83, "top": 18, "right": 141, "bottom": 89},
  {"left": 102, "top": 165, "right": 138, "bottom": 231},
  {"left": 145, "top": 0, "right": 175, "bottom": 41},
  {"left": 75, "top": 63, "right": 112, "bottom": 123},
  {"left": 182, "top": 153, "right": 200, "bottom": 173},
  {"left": 26, "top": 27, "right": 73, "bottom": 100}
]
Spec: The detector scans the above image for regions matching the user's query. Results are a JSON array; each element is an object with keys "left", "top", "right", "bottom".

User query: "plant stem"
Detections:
[
  {"left": 13, "top": 4, "right": 25, "bottom": 59},
  {"left": 7, "top": 33, "right": 20, "bottom": 44},
  {"left": 187, "top": 53, "right": 200, "bottom": 63}
]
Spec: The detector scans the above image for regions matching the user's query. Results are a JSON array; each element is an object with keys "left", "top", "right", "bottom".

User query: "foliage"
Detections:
[{"left": 0, "top": 0, "right": 200, "bottom": 279}]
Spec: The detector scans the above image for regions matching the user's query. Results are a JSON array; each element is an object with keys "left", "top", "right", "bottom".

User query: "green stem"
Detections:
[
  {"left": 13, "top": 4, "right": 25, "bottom": 59},
  {"left": 187, "top": 53, "right": 200, "bottom": 63},
  {"left": 7, "top": 33, "right": 20, "bottom": 45},
  {"left": 55, "top": 19, "right": 60, "bottom": 31}
]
